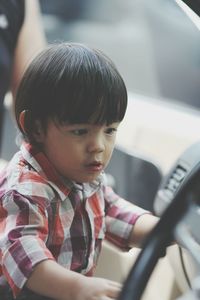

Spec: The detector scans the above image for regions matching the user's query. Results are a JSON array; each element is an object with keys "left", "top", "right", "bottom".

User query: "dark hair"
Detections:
[{"left": 15, "top": 42, "right": 127, "bottom": 143}]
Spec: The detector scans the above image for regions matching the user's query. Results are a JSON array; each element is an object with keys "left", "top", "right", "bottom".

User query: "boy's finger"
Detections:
[{"left": 107, "top": 285, "right": 122, "bottom": 299}]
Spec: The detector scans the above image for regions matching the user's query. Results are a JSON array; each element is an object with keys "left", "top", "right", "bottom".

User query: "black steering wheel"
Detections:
[{"left": 118, "top": 161, "right": 200, "bottom": 300}]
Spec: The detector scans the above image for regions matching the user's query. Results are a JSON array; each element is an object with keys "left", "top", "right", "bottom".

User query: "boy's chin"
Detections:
[{"left": 77, "top": 174, "right": 100, "bottom": 184}]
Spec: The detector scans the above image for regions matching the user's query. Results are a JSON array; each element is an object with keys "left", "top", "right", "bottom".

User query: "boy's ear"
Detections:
[
  {"left": 19, "top": 110, "right": 27, "bottom": 134},
  {"left": 19, "top": 110, "right": 44, "bottom": 142}
]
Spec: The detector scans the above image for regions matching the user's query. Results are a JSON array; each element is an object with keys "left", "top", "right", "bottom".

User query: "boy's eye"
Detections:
[
  {"left": 105, "top": 127, "right": 117, "bottom": 135},
  {"left": 71, "top": 129, "right": 88, "bottom": 136}
]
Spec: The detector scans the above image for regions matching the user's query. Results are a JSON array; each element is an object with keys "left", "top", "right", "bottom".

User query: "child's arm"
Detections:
[
  {"left": 26, "top": 259, "right": 122, "bottom": 300},
  {"left": 128, "top": 214, "right": 159, "bottom": 247}
]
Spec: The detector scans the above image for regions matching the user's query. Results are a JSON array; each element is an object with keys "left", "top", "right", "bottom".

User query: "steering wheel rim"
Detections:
[{"left": 118, "top": 161, "right": 200, "bottom": 300}]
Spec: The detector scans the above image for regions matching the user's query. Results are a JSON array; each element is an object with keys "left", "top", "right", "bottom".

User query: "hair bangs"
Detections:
[
  {"left": 53, "top": 55, "right": 127, "bottom": 125},
  {"left": 57, "top": 94, "right": 127, "bottom": 126}
]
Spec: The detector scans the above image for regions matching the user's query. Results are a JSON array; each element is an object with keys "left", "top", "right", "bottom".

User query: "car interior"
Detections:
[{"left": 1, "top": 0, "right": 200, "bottom": 299}]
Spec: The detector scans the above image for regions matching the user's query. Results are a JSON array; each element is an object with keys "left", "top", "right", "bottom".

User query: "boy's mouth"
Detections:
[{"left": 85, "top": 161, "right": 103, "bottom": 172}]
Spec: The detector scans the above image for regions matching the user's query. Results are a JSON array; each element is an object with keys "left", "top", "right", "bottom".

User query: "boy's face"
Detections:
[{"left": 35, "top": 120, "right": 120, "bottom": 183}]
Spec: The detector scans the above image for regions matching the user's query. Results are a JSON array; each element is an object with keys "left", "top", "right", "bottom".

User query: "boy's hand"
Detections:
[
  {"left": 70, "top": 276, "right": 122, "bottom": 300},
  {"left": 26, "top": 259, "right": 121, "bottom": 300}
]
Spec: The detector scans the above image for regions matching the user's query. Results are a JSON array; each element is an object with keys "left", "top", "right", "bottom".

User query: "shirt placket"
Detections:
[
  {"left": 73, "top": 188, "right": 92, "bottom": 272},
  {"left": 82, "top": 207, "right": 92, "bottom": 270}
]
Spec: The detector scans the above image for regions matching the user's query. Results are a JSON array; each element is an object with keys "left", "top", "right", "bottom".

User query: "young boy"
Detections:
[{"left": 0, "top": 43, "right": 158, "bottom": 300}]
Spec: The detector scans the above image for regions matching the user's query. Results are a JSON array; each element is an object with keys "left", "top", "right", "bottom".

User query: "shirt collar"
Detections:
[
  {"left": 20, "top": 142, "right": 104, "bottom": 201},
  {"left": 72, "top": 172, "right": 105, "bottom": 198}
]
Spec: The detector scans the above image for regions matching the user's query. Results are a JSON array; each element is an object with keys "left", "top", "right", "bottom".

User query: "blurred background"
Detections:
[
  {"left": 39, "top": 0, "right": 200, "bottom": 109},
  {"left": 2, "top": 0, "right": 200, "bottom": 173}
]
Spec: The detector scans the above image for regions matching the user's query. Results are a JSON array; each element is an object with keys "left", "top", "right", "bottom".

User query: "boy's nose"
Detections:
[{"left": 87, "top": 136, "right": 105, "bottom": 153}]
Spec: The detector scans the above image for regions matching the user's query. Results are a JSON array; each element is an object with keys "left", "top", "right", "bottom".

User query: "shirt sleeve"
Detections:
[
  {"left": 104, "top": 185, "right": 151, "bottom": 250},
  {"left": 0, "top": 190, "right": 55, "bottom": 297}
]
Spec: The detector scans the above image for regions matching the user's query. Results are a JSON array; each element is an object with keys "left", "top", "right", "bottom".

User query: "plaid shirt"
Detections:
[{"left": 0, "top": 142, "right": 148, "bottom": 297}]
